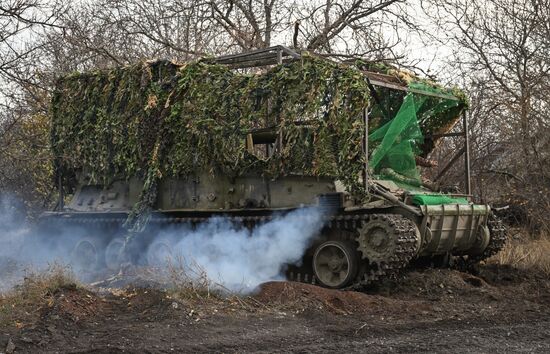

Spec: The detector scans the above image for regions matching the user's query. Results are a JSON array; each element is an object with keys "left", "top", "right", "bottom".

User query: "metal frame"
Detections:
[
  {"left": 433, "top": 110, "right": 471, "bottom": 195},
  {"left": 463, "top": 110, "right": 472, "bottom": 194},
  {"left": 216, "top": 46, "right": 460, "bottom": 101},
  {"left": 363, "top": 107, "right": 369, "bottom": 191},
  {"left": 363, "top": 73, "right": 460, "bottom": 101},
  {"left": 214, "top": 45, "right": 301, "bottom": 67}
]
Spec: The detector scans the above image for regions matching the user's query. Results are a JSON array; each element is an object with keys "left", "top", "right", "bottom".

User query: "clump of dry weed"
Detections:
[
  {"left": 165, "top": 256, "right": 222, "bottom": 301},
  {"left": 491, "top": 230, "right": 550, "bottom": 276},
  {"left": 163, "top": 257, "right": 269, "bottom": 313},
  {"left": 0, "top": 264, "right": 79, "bottom": 327}
]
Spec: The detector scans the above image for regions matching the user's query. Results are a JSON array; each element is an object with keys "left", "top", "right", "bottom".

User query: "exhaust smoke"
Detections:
[
  {"left": 161, "top": 208, "right": 324, "bottom": 292},
  {"left": 0, "top": 194, "right": 325, "bottom": 293}
]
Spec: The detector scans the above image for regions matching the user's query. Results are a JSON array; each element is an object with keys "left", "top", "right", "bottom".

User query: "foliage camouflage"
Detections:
[{"left": 50, "top": 54, "right": 467, "bottom": 229}]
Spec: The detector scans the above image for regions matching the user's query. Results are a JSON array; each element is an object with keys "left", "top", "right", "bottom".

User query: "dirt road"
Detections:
[{"left": 1, "top": 264, "right": 549, "bottom": 353}]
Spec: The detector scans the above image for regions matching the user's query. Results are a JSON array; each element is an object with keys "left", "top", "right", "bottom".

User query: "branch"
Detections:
[{"left": 306, "top": 0, "right": 401, "bottom": 51}]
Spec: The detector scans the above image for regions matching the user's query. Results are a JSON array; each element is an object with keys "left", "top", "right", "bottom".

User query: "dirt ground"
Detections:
[{"left": 1, "top": 264, "right": 549, "bottom": 353}]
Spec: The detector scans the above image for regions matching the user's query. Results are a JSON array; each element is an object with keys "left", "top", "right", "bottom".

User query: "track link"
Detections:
[
  {"left": 42, "top": 211, "right": 420, "bottom": 289},
  {"left": 470, "top": 214, "right": 508, "bottom": 263},
  {"left": 349, "top": 214, "right": 419, "bottom": 290},
  {"left": 287, "top": 213, "right": 420, "bottom": 290}
]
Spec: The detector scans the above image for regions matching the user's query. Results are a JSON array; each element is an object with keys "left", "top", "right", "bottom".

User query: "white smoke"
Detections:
[
  {"left": 0, "top": 194, "right": 125, "bottom": 292},
  {"left": 0, "top": 195, "right": 31, "bottom": 291},
  {"left": 0, "top": 195, "right": 27, "bottom": 259},
  {"left": 0, "top": 194, "right": 325, "bottom": 293},
  {"left": 163, "top": 208, "right": 324, "bottom": 292}
]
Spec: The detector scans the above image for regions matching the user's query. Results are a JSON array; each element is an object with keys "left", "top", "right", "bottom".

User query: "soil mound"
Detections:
[
  {"left": 40, "top": 286, "right": 106, "bottom": 323},
  {"left": 254, "top": 281, "right": 415, "bottom": 315},
  {"left": 478, "top": 263, "right": 540, "bottom": 284},
  {"left": 1, "top": 265, "right": 548, "bottom": 353},
  {"left": 389, "top": 269, "right": 490, "bottom": 298}
]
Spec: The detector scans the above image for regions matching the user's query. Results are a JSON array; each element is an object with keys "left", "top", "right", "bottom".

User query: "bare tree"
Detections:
[
  {"left": 0, "top": 0, "right": 66, "bottom": 94},
  {"left": 0, "top": 1, "right": 65, "bottom": 208},
  {"left": 37, "top": 0, "right": 413, "bottom": 74},
  {"left": 208, "top": 0, "right": 281, "bottom": 50},
  {"left": 208, "top": 0, "right": 407, "bottom": 59},
  {"left": 424, "top": 0, "right": 550, "bottom": 231},
  {"left": 302, "top": 0, "right": 401, "bottom": 51}
]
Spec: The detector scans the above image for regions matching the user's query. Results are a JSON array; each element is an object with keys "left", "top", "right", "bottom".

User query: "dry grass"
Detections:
[
  {"left": 165, "top": 257, "right": 223, "bottom": 301},
  {"left": 0, "top": 264, "right": 79, "bottom": 327},
  {"left": 492, "top": 231, "right": 550, "bottom": 276},
  {"left": 163, "top": 257, "right": 271, "bottom": 313}
]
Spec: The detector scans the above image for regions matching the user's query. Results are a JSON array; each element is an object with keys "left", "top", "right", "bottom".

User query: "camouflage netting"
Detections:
[
  {"left": 50, "top": 54, "right": 467, "bottom": 229},
  {"left": 368, "top": 82, "right": 467, "bottom": 186}
]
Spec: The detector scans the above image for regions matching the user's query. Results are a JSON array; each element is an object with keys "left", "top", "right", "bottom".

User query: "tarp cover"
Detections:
[{"left": 411, "top": 194, "right": 469, "bottom": 206}]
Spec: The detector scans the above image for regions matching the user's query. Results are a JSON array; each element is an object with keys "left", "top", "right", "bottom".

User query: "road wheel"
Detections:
[
  {"left": 147, "top": 239, "right": 173, "bottom": 267},
  {"left": 105, "top": 237, "right": 125, "bottom": 271},
  {"left": 70, "top": 238, "right": 100, "bottom": 271},
  {"left": 313, "top": 240, "right": 358, "bottom": 289}
]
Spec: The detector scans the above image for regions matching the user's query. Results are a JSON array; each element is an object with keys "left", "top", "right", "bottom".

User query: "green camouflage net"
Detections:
[
  {"left": 369, "top": 92, "right": 425, "bottom": 185},
  {"left": 367, "top": 82, "right": 466, "bottom": 186}
]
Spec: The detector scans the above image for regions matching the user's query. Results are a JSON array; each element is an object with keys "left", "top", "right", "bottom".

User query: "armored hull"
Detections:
[{"left": 40, "top": 174, "right": 506, "bottom": 289}]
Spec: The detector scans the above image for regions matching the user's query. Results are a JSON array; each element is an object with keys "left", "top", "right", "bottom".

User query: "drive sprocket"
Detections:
[{"left": 356, "top": 214, "right": 419, "bottom": 264}]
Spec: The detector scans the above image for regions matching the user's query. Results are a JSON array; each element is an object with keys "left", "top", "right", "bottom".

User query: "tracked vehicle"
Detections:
[{"left": 42, "top": 46, "right": 507, "bottom": 289}]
